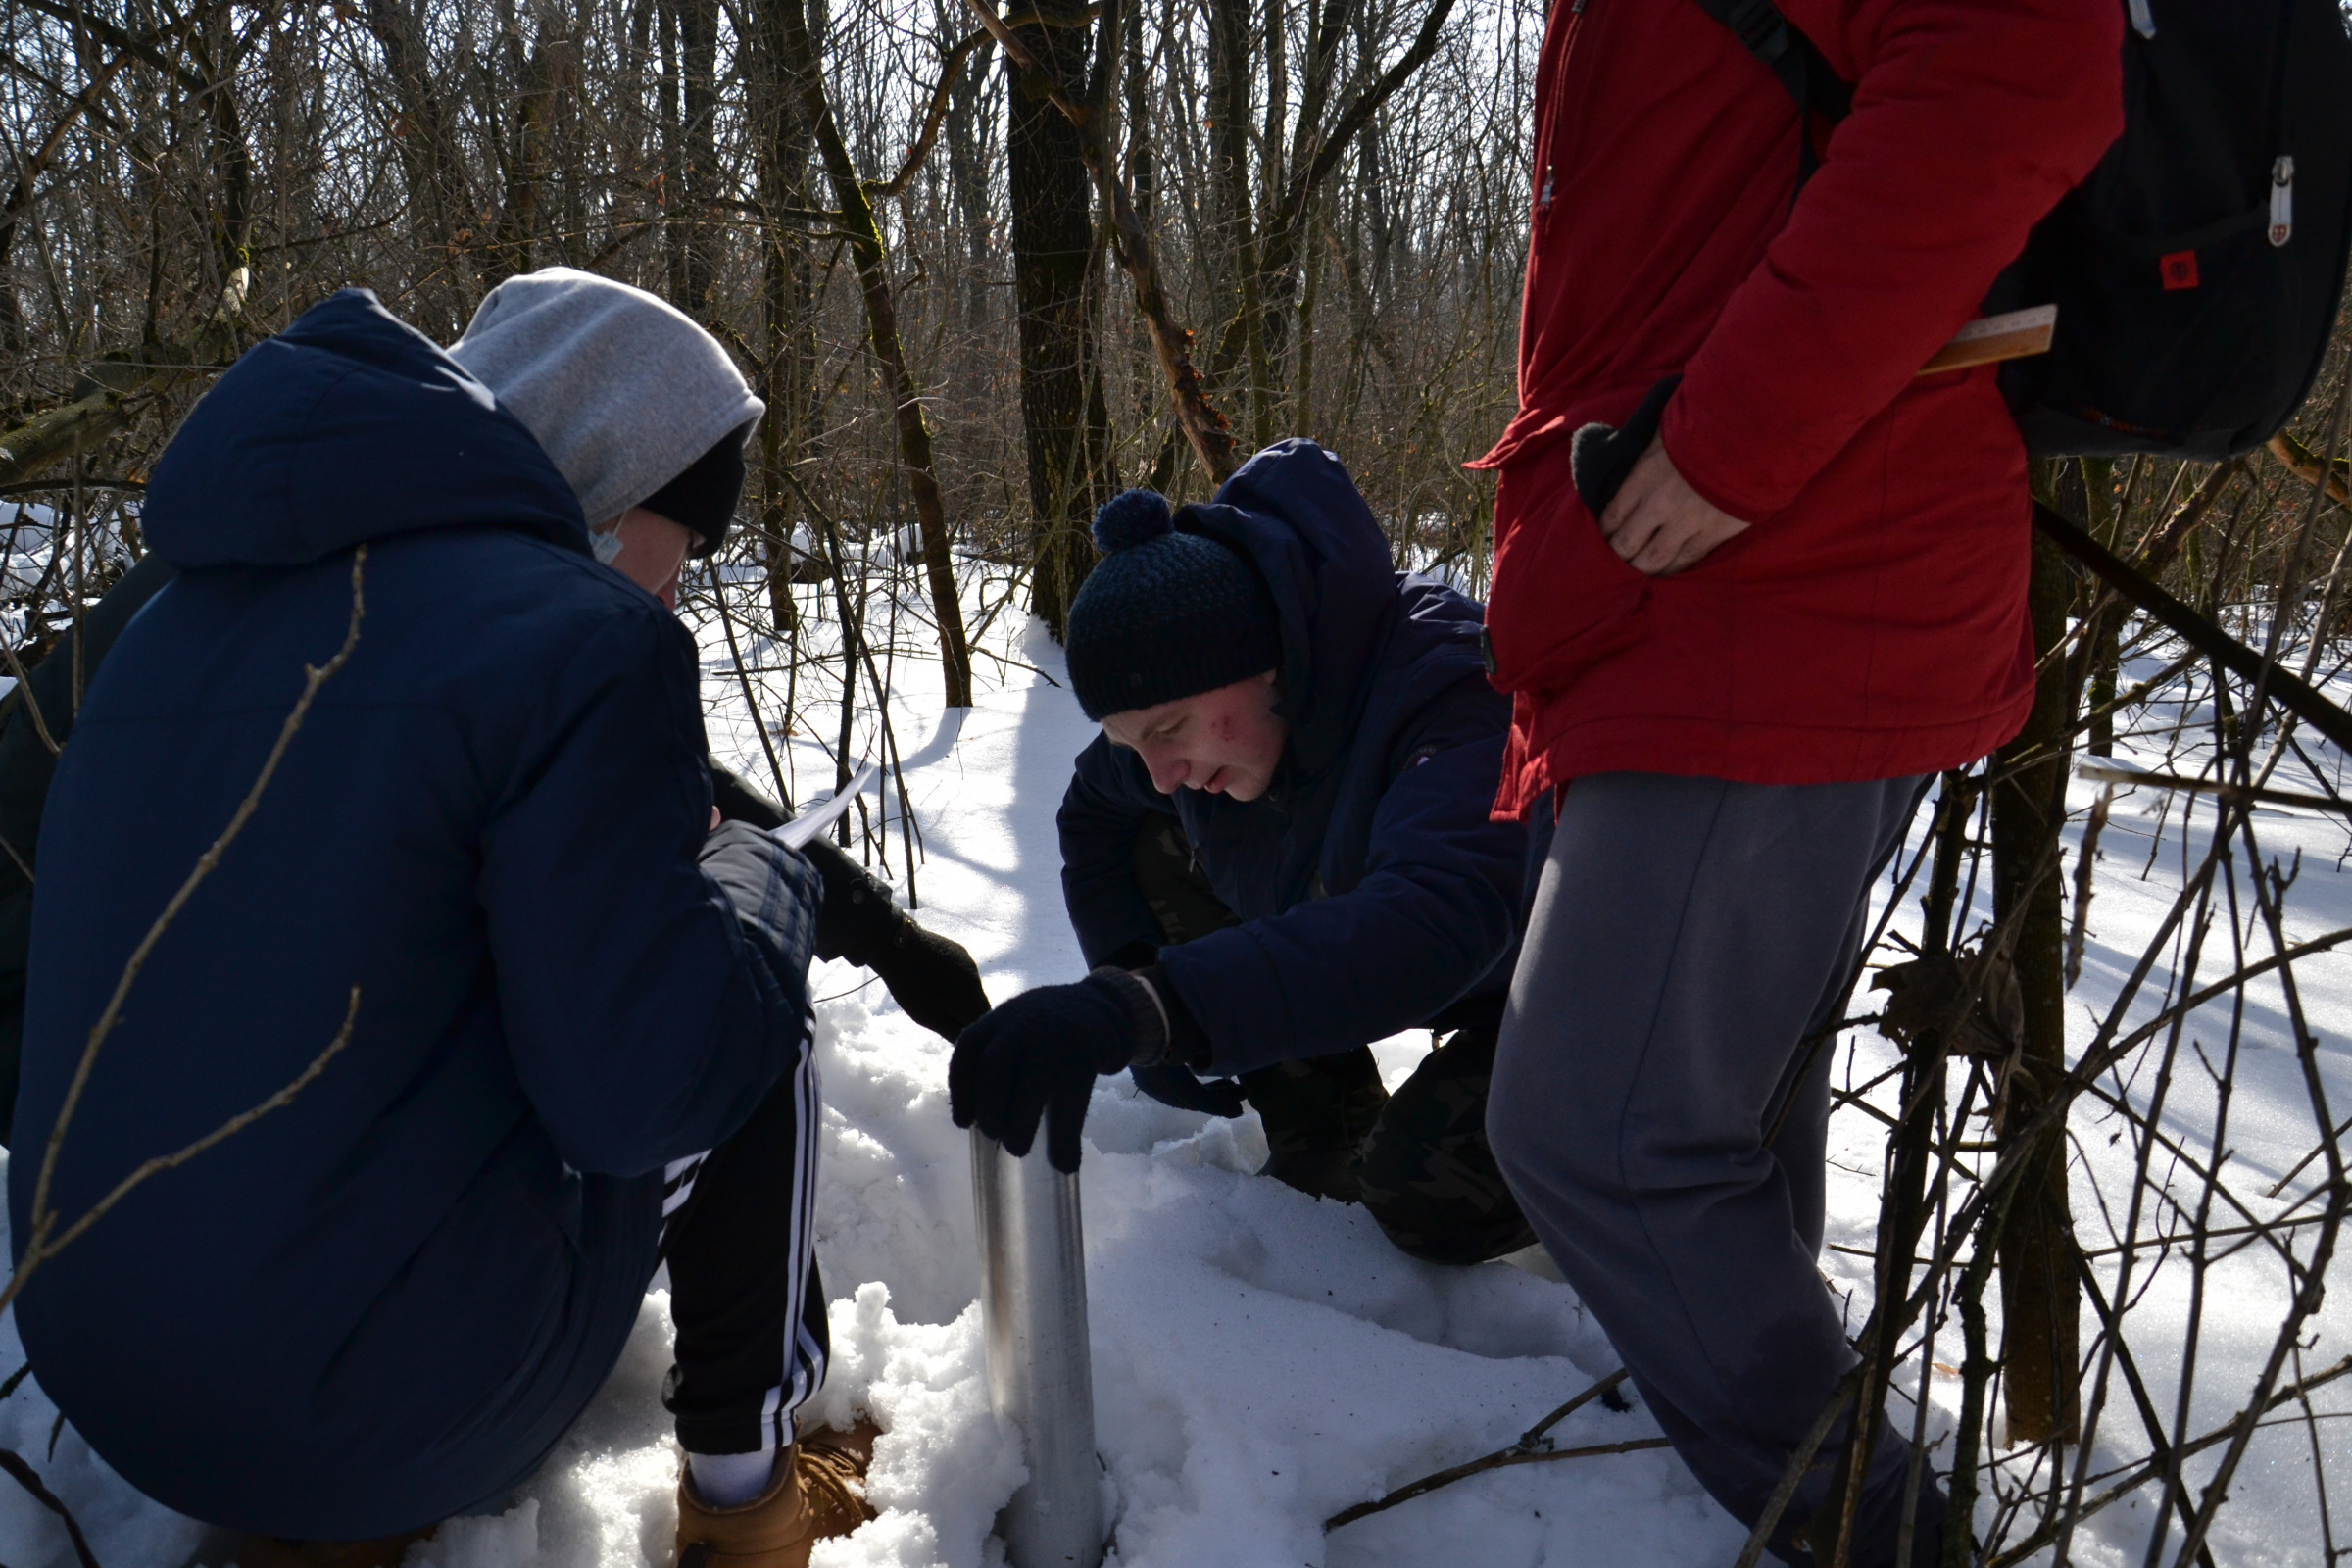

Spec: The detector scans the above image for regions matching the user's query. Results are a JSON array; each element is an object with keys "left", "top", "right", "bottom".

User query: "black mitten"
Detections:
[
  {"left": 868, "top": 922, "right": 991, "bottom": 1043},
  {"left": 950, "top": 968, "right": 1164, "bottom": 1172},
  {"left": 799, "top": 833, "right": 989, "bottom": 1041},
  {"left": 800, "top": 833, "right": 901, "bottom": 965}
]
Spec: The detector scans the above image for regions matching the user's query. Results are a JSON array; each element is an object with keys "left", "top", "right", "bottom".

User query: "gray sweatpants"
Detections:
[{"left": 1488, "top": 771, "right": 1941, "bottom": 1567}]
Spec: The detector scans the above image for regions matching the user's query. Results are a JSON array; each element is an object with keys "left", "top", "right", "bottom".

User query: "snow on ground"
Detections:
[{"left": 0, "top": 566, "right": 2343, "bottom": 1567}]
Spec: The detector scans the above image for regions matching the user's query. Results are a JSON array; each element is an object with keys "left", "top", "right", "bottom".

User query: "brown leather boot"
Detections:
[
  {"left": 234, "top": 1527, "right": 435, "bottom": 1568},
  {"left": 676, "top": 1421, "right": 880, "bottom": 1568}
]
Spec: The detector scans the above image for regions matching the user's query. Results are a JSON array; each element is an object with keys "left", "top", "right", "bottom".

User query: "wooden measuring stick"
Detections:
[{"left": 1917, "top": 304, "right": 2057, "bottom": 376}]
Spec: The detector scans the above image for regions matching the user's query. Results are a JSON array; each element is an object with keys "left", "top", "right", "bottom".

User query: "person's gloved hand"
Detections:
[
  {"left": 801, "top": 834, "right": 989, "bottom": 1041},
  {"left": 1130, "top": 1060, "right": 1247, "bottom": 1117},
  {"left": 951, "top": 969, "right": 1166, "bottom": 1172},
  {"left": 870, "top": 923, "right": 990, "bottom": 1042}
]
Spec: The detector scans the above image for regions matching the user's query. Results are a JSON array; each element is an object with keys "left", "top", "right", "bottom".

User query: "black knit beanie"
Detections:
[
  {"left": 1064, "top": 489, "right": 1283, "bottom": 721},
  {"left": 640, "top": 422, "right": 749, "bottom": 558}
]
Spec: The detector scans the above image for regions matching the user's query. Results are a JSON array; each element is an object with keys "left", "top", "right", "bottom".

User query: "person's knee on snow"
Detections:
[{"left": 1359, "top": 1024, "right": 1535, "bottom": 1265}]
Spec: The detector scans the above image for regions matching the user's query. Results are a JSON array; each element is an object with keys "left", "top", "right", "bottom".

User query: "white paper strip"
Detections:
[{"left": 773, "top": 762, "right": 882, "bottom": 850}]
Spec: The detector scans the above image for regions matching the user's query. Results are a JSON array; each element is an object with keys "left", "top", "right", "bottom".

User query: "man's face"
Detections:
[
  {"left": 603, "top": 506, "right": 700, "bottom": 610},
  {"left": 1101, "top": 670, "right": 1286, "bottom": 801}
]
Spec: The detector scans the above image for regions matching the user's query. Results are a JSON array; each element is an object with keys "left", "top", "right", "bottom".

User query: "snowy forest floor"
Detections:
[{"left": 0, "top": 561, "right": 2344, "bottom": 1568}]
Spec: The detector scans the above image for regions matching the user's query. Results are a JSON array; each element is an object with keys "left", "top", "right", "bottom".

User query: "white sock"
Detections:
[{"left": 689, "top": 1447, "right": 779, "bottom": 1508}]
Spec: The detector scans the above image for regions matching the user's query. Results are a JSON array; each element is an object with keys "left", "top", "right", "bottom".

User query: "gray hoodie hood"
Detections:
[{"left": 450, "top": 267, "right": 763, "bottom": 530}]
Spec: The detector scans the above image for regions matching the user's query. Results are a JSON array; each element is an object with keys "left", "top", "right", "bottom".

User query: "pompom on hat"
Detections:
[{"left": 1063, "top": 489, "right": 1283, "bottom": 721}]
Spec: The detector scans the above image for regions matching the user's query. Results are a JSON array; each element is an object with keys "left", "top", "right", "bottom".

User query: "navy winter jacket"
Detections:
[
  {"left": 1057, "top": 441, "right": 1544, "bottom": 1075},
  {"left": 5, "top": 292, "right": 814, "bottom": 1537}
]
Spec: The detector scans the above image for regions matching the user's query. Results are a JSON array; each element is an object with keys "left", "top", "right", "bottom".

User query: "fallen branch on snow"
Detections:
[{"left": 1324, "top": 1368, "right": 1663, "bottom": 1533}]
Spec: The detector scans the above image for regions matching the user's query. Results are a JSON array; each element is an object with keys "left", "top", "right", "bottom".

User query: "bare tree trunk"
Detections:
[
  {"left": 771, "top": 0, "right": 975, "bottom": 707},
  {"left": 677, "top": 0, "right": 722, "bottom": 316},
  {"left": 942, "top": 0, "right": 994, "bottom": 337},
  {"left": 1203, "top": 0, "right": 1270, "bottom": 448},
  {"left": 361, "top": 0, "right": 478, "bottom": 327},
  {"left": 659, "top": 0, "right": 690, "bottom": 309},
  {"left": 1990, "top": 518, "right": 2083, "bottom": 1446},
  {"left": 967, "top": 0, "right": 1240, "bottom": 485},
  {"left": 756, "top": 0, "right": 820, "bottom": 632},
  {"left": 1008, "top": 0, "right": 1109, "bottom": 640},
  {"left": 487, "top": 0, "right": 562, "bottom": 285}
]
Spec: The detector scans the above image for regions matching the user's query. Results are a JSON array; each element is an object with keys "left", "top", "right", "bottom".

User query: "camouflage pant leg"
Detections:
[
  {"left": 1131, "top": 818, "right": 1388, "bottom": 1198},
  {"left": 1131, "top": 817, "right": 1242, "bottom": 945},
  {"left": 1235, "top": 1048, "right": 1390, "bottom": 1152},
  {"left": 1357, "top": 1024, "right": 1536, "bottom": 1265}
]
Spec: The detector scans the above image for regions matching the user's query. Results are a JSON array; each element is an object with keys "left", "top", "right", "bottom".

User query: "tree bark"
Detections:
[
  {"left": 1007, "top": 0, "right": 1110, "bottom": 640},
  {"left": 676, "top": 0, "right": 722, "bottom": 315},
  {"left": 756, "top": 0, "right": 821, "bottom": 631},
  {"left": 1989, "top": 521, "right": 2082, "bottom": 1446}
]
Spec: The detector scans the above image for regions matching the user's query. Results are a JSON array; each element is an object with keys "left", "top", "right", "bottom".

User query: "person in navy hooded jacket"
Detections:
[
  {"left": 7, "top": 272, "right": 981, "bottom": 1568},
  {"left": 951, "top": 441, "right": 1544, "bottom": 1266}
]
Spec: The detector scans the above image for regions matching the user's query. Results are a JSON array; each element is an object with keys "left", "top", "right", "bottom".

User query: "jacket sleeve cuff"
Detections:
[
  {"left": 1135, "top": 963, "right": 1213, "bottom": 1071},
  {"left": 1086, "top": 966, "right": 1167, "bottom": 1069}
]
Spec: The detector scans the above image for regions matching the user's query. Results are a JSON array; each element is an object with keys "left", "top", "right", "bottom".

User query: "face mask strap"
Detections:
[{"left": 590, "top": 522, "right": 623, "bottom": 565}]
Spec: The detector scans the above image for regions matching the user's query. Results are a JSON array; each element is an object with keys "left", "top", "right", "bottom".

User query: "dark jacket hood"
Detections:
[
  {"left": 1060, "top": 440, "right": 1535, "bottom": 1072},
  {"left": 143, "top": 289, "right": 586, "bottom": 569},
  {"left": 1176, "top": 440, "right": 1398, "bottom": 783}
]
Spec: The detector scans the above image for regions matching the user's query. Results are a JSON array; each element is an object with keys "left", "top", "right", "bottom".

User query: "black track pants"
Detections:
[{"left": 658, "top": 1037, "right": 829, "bottom": 1456}]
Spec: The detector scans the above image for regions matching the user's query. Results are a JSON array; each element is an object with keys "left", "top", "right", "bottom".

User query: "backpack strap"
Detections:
[{"left": 1686, "top": 0, "right": 1854, "bottom": 181}]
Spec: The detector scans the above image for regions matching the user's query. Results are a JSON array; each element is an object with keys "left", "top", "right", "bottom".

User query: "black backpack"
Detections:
[{"left": 1695, "top": 0, "right": 2352, "bottom": 460}]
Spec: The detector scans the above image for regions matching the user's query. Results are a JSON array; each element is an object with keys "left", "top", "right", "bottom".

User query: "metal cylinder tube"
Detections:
[{"left": 970, "top": 1128, "right": 1106, "bottom": 1568}]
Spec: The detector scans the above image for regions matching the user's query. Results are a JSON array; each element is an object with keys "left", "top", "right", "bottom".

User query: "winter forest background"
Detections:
[{"left": 0, "top": 0, "right": 2349, "bottom": 1565}]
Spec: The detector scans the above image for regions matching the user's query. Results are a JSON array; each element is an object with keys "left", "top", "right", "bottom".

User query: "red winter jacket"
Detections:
[{"left": 1474, "top": 0, "right": 2122, "bottom": 814}]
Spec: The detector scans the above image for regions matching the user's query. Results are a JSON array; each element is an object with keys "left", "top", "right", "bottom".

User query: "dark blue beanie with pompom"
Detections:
[{"left": 1063, "top": 489, "right": 1283, "bottom": 720}]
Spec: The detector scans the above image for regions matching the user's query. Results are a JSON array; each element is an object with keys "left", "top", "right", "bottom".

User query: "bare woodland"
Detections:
[{"left": 0, "top": 0, "right": 2349, "bottom": 1564}]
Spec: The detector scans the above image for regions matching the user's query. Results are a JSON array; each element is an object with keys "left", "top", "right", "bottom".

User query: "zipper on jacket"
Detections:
[
  {"left": 2264, "top": 2, "right": 2294, "bottom": 247},
  {"left": 1534, "top": 0, "right": 1593, "bottom": 233},
  {"left": 2269, "top": 156, "right": 2294, "bottom": 247}
]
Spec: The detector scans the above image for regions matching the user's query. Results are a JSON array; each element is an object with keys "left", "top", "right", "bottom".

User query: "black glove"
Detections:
[
  {"left": 951, "top": 968, "right": 1164, "bottom": 1172},
  {"left": 801, "top": 834, "right": 989, "bottom": 1042},
  {"left": 870, "top": 923, "right": 990, "bottom": 1042},
  {"left": 1129, "top": 1060, "right": 1247, "bottom": 1117},
  {"left": 800, "top": 834, "right": 901, "bottom": 963},
  {"left": 1570, "top": 372, "right": 1681, "bottom": 516}
]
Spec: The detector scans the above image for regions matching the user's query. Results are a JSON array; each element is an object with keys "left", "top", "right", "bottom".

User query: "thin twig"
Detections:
[
  {"left": 0, "top": 631, "right": 60, "bottom": 756},
  {"left": 24, "top": 986, "right": 360, "bottom": 1272},
  {"left": 1324, "top": 1437, "right": 1667, "bottom": 1532},
  {"left": 2080, "top": 758, "right": 2352, "bottom": 817},
  {"left": 0, "top": 1444, "right": 101, "bottom": 1568},
  {"left": 1321, "top": 1368, "right": 1642, "bottom": 1532},
  {"left": 24, "top": 545, "right": 366, "bottom": 1249}
]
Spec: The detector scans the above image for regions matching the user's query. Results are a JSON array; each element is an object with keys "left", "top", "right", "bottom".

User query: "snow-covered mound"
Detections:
[{"left": 0, "top": 588, "right": 2342, "bottom": 1567}]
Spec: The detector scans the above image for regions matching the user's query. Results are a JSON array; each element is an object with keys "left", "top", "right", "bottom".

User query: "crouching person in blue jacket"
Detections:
[
  {"left": 6, "top": 273, "right": 983, "bottom": 1568},
  {"left": 952, "top": 441, "right": 1544, "bottom": 1265}
]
